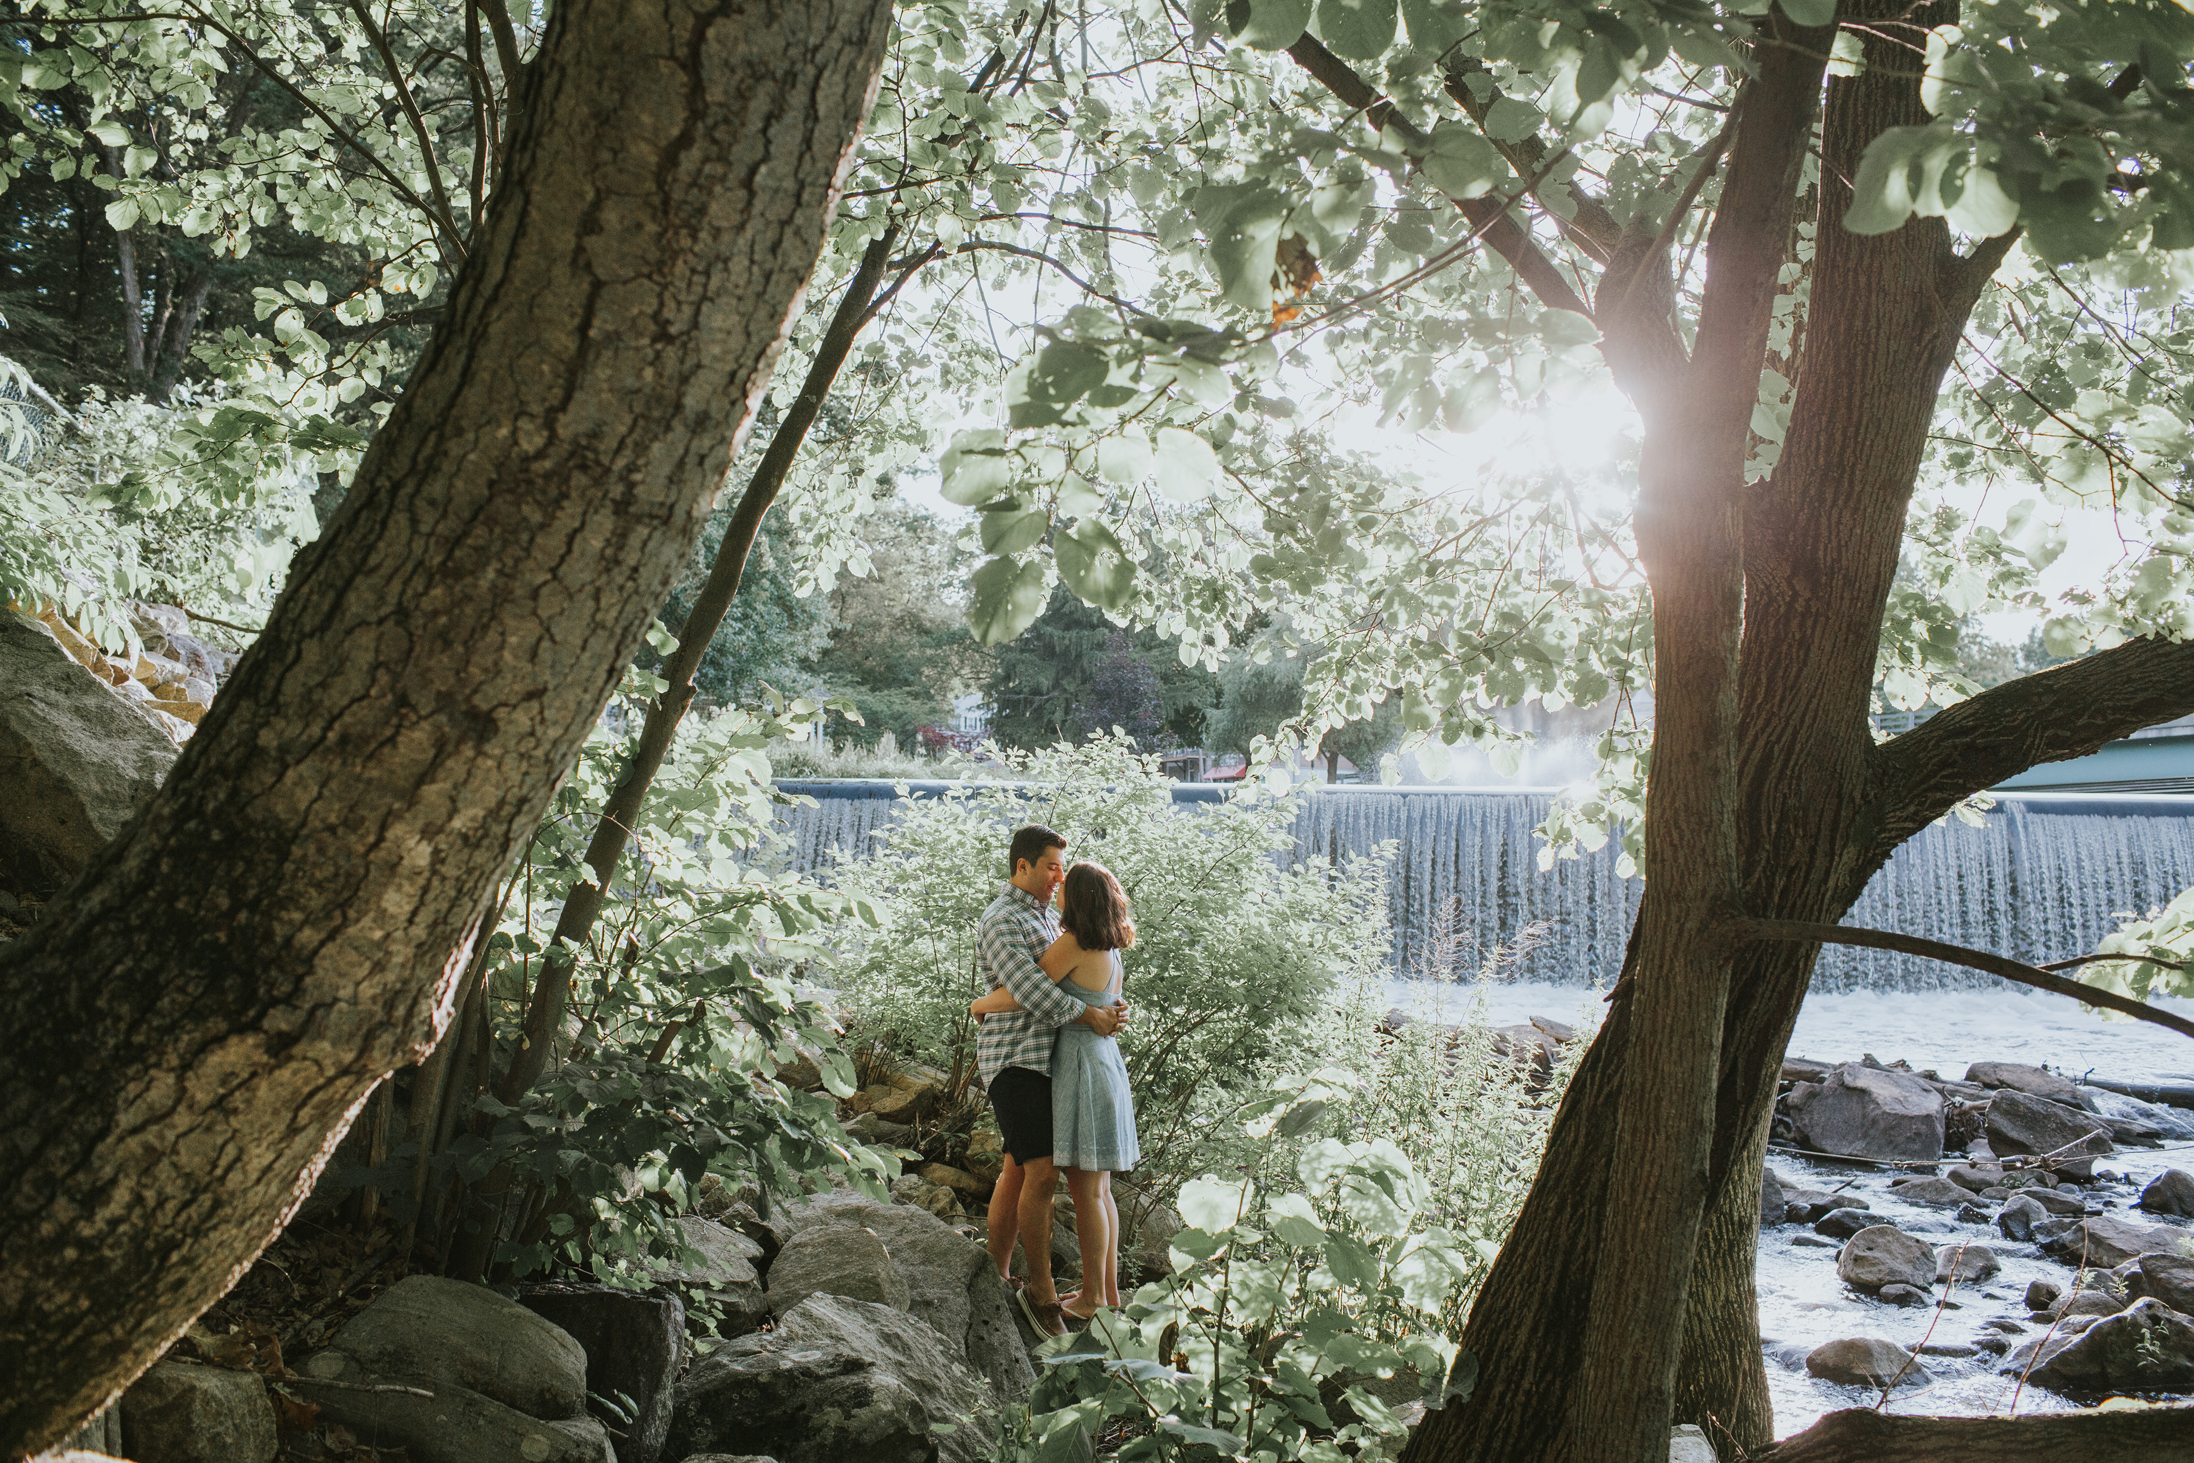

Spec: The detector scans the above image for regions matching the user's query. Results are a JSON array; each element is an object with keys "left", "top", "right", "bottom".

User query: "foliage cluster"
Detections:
[
  {"left": 332, "top": 665, "right": 890, "bottom": 1287},
  {"left": 828, "top": 736, "right": 1389, "bottom": 1161}
]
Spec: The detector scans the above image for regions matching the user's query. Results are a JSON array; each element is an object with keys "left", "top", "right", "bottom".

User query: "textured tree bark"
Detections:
[
  {"left": 0, "top": 1, "right": 891, "bottom": 1455},
  {"left": 1755, "top": 1406, "right": 2194, "bottom": 1462}
]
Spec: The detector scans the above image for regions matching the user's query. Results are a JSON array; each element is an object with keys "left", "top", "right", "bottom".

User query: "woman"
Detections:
[{"left": 971, "top": 859, "right": 1140, "bottom": 1317}]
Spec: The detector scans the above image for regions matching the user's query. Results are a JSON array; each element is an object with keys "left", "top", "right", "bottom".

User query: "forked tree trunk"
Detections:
[
  {"left": 1407, "top": 5, "right": 2194, "bottom": 1461},
  {"left": 0, "top": 2, "right": 891, "bottom": 1455}
]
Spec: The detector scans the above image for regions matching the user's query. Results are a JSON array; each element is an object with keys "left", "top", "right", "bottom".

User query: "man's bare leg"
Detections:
[
  {"left": 988, "top": 1154, "right": 1026, "bottom": 1283},
  {"left": 1017, "top": 1154, "right": 1063, "bottom": 1315}
]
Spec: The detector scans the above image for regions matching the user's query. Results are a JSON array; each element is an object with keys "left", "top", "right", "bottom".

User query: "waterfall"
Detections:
[{"left": 768, "top": 781, "right": 2194, "bottom": 993}]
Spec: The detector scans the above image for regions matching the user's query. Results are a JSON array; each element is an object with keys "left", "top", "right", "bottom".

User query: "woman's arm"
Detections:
[
  {"left": 1037, "top": 932, "right": 1083, "bottom": 983},
  {"left": 970, "top": 986, "right": 1021, "bottom": 1017}
]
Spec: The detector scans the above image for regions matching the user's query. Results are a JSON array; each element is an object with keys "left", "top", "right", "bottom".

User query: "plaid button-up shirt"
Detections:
[{"left": 975, "top": 881, "right": 1085, "bottom": 1087}]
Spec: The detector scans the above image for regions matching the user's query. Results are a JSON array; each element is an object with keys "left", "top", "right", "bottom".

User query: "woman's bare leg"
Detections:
[
  {"left": 1099, "top": 1171, "right": 1121, "bottom": 1307},
  {"left": 1063, "top": 1168, "right": 1106, "bottom": 1318}
]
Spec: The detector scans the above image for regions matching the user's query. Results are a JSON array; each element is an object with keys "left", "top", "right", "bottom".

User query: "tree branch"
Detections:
[
  {"left": 1733, "top": 917, "right": 2194, "bottom": 1042},
  {"left": 1865, "top": 634, "right": 2194, "bottom": 861},
  {"left": 1440, "top": 57, "right": 1623, "bottom": 262},
  {"left": 1283, "top": 34, "right": 1593, "bottom": 319},
  {"left": 347, "top": 0, "right": 469, "bottom": 260}
]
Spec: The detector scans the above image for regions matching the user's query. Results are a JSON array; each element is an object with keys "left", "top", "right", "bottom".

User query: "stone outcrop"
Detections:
[
  {"left": 517, "top": 1284, "right": 686, "bottom": 1463},
  {"left": 655, "top": 1214, "right": 770, "bottom": 1338},
  {"left": 2023, "top": 1298, "right": 2194, "bottom": 1393},
  {"left": 766, "top": 1224, "right": 911, "bottom": 1315},
  {"left": 664, "top": 1294, "right": 994, "bottom": 1463},
  {"left": 120, "top": 1360, "right": 277, "bottom": 1463},
  {"left": 1784, "top": 1064, "right": 1945, "bottom": 1163},
  {"left": 0, "top": 611, "right": 177, "bottom": 895}
]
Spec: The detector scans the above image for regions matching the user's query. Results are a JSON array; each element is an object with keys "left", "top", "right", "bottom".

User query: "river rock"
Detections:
[
  {"left": 2141, "top": 1169, "right": 2194, "bottom": 1218},
  {"left": 767, "top": 1224, "right": 910, "bottom": 1315},
  {"left": 1814, "top": 1208, "right": 1877, "bottom": 1240},
  {"left": 1878, "top": 1283, "right": 1930, "bottom": 1308},
  {"left": 1887, "top": 1177, "right": 1972, "bottom": 1208},
  {"left": 1966, "top": 1061, "right": 2080, "bottom": 1105},
  {"left": 293, "top": 1353, "right": 611, "bottom": 1463},
  {"left": 0, "top": 611, "right": 178, "bottom": 895},
  {"left": 1946, "top": 1163, "right": 2004, "bottom": 1193},
  {"left": 1838, "top": 1226, "right": 1936, "bottom": 1293},
  {"left": 766, "top": 1189, "right": 1033, "bottom": 1405},
  {"left": 1985, "top": 1090, "right": 2114, "bottom": 1179},
  {"left": 1785, "top": 1064, "right": 1945, "bottom": 1162},
  {"left": 2019, "top": 1185, "right": 2087, "bottom": 1216},
  {"left": 2053, "top": 1289, "right": 2126, "bottom": 1321},
  {"left": 664, "top": 1294, "right": 994, "bottom": 1463},
  {"left": 2025, "top": 1298, "right": 2194, "bottom": 1392},
  {"left": 2123, "top": 1253, "right": 2194, "bottom": 1314},
  {"left": 121, "top": 1360, "right": 277, "bottom": 1463},
  {"left": 1935, "top": 1243, "right": 2001, "bottom": 1283},
  {"left": 326, "top": 1275, "right": 586, "bottom": 1421},
  {"left": 1782, "top": 1189, "right": 1864, "bottom": 1226},
  {"left": 1804, "top": 1337, "right": 1929, "bottom": 1388},
  {"left": 517, "top": 1284, "right": 685, "bottom": 1463},
  {"left": 657, "top": 1215, "right": 770, "bottom": 1338},
  {"left": 2038, "top": 1214, "right": 2185, "bottom": 1268},
  {"left": 1761, "top": 1168, "right": 1787, "bottom": 1226}
]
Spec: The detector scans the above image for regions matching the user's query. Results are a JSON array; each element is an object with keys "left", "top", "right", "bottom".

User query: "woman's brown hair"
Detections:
[{"left": 1060, "top": 861, "right": 1136, "bottom": 951}]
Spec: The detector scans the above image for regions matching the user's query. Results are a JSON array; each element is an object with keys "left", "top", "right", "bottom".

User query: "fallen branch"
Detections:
[
  {"left": 282, "top": 1377, "right": 434, "bottom": 1398},
  {"left": 1733, "top": 918, "right": 2194, "bottom": 1043},
  {"left": 1755, "top": 1405, "right": 2194, "bottom": 1462}
]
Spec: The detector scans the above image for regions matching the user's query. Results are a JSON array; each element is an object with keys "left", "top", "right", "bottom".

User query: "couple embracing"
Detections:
[{"left": 972, "top": 824, "right": 1141, "bottom": 1338}]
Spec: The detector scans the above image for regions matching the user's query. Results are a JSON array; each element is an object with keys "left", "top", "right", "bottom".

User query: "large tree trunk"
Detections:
[
  {"left": 1408, "top": 5, "right": 2194, "bottom": 1460},
  {"left": 0, "top": 2, "right": 891, "bottom": 1454}
]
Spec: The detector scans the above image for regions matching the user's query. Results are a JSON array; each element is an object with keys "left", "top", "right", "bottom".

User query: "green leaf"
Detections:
[
  {"left": 1178, "top": 1174, "right": 1248, "bottom": 1232},
  {"left": 1277, "top": 1098, "right": 1328, "bottom": 1137},
  {"left": 968, "top": 555, "right": 1050, "bottom": 646},
  {"left": 1191, "top": 184, "right": 1289, "bottom": 312},
  {"left": 1401, "top": 0, "right": 1471, "bottom": 55},
  {"left": 1027, "top": 340, "right": 1110, "bottom": 409},
  {"left": 820, "top": 1051, "right": 857, "bottom": 1099},
  {"left": 1428, "top": 1349, "right": 1478, "bottom": 1408},
  {"left": 1234, "top": 0, "right": 1314, "bottom": 49},
  {"left": 941, "top": 429, "right": 1013, "bottom": 506},
  {"left": 1775, "top": 0, "right": 1836, "bottom": 25},
  {"left": 1055, "top": 518, "right": 1136, "bottom": 609},
  {"left": 981, "top": 506, "right": 1051, "bottom": 555},
  {"left": 1153, "top": 427, "right": 1220, "bottom": 501},
  {"left": 1844, "top": 125, "right": 1957, "bottom": 235},
  {"left": 1317, "top": 0, "right": 1396, "bottom": 60},
  {"left": 1423, "top": 122, "right": 1502, "bottom": 200},
  {"left": 1271, "top": 1213, "right": 1328, "bottom": 1248},
  {"left": 1097, "top": 430, "right": 1154, "bottom": 484},
  {"left": 104, "top": 195, "right": 139, "bottom": 232},
  {"left": 1325, "top": 1232, "right": 1382, "bottom": 1287},
  {"left": 86, "top": 120, "right": 129, "bottom": 147},
  {"left": 1481, "top": 97, "right": 1543, "bottom": 143},
  {"left": 1157, "top": 1419, "right": 1246, "bottom": 1451},
  {"left": 1056, "top": 473, "right": 1105, "bottom": 518}
]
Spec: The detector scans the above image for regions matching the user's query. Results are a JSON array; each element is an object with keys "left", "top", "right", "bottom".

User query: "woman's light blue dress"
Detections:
[{"left": 1051, "top": 951, "right": 1140, "bottom": 1172}]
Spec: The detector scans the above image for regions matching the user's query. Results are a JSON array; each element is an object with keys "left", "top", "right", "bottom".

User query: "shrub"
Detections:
[{"left": 827, "top": 735, "right": 1392, "bottom": 1165}]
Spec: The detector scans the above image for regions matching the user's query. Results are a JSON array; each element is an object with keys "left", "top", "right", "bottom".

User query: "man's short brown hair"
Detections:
[{"left": 1009, "top": 824, "right": 1067, "bottom": 875}]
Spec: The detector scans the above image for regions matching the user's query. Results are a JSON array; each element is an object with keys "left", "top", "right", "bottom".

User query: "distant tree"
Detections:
[
  {"left": 1206, "top": 644, "right": 1399, "bottom": 782},
  {"left": 812, "top": 502, "right": 989, "bottom": 746},
  {"left": 652, "top": 513, "right": 831, "bottom": 708},
  {"left": 989, "top": 586, "right": 1214, "bottom": 749}
]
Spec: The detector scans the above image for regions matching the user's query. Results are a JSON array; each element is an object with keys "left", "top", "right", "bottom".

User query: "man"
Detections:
[{"left": 976, "top": 823, "right": 1127, "bottom": 1337}]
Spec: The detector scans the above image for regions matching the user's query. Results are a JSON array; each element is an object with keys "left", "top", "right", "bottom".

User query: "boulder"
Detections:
[
  {"left": 1813, "top": 1208, "right": 1877, "bottom": 1241},
  {"left": 766, "top": 1223, "right": 911, "bottom": 1315},
  {"left": 1761, "top": 1169, "right": 1787, "bottom": 1226},
  {"left": 292, "top": 1352, "right": 612, "bottom": 1463},
  {"left": 1803, "top": 1337, "right": 1929, "bottom": 1388},
  {"left": 1886, "top": 1177, "right": 1971, "bottom": 1208},
  {"left": 921, "top": 1163, "right": 991, "bottom": 1199},
  {"left": 1668, "top": 1423, "right": 1716, "bottom": 1463},
  {"left": 2025, "top": 1298, "right": 2194, "bottom": 1393},
  {"left": 1946, "top": 1163, "right": 2004, "bottom": 1193},
  {"left": 2027, "top": 1278, "right": 2064, "bottom": 1311},
  {"left": 1935, "top": 1243, "right": 2001, "bottom": 1284},
  {"left": 2052, "top": 1290, "right": 2126, "bottom": 1321},
  {"left": 2038, "top": 1214, "right": 2185, "bottom": 1269},
  {"left": 2020, "top": 1185, "right": 2088, "bottom": 1216},
  {"left": 1837, "top": 1226, "right": 1936, "bottom": 1293},
  {"left": 327, "top": 1275, "right": 586, "bottom": 1421},
  {"left": 1785, "top": 1064, "right": 1945, "bottom": 1163},
  {"left": 1966, "top": 1061, "right": 2080, "bottom": 1105},
  {"left": 657, "top": 1215, "right": 770, "bottom": 1337},
  {"left": 664, "top": 1294, "right": 995, "bottom": 1463},
  {"left": 516, "top": 1284, "right": 685, "bottom": 1463},
  {"left": 121, "top": 1360, "right": 277, "bottom": 1463},
  {"left": 1879, "top": 1283, "right": 1930, "bottom": 1308},
  {"left": 1783, "top": 1056, "right": 1833, "bottom": 1084},
  {"left": 2141, "top": 1169, "right": 2194, "bottom": 1218},
  {"left": 1985, "top": 1090, "right": 2113, "bottom": 1179},
  {"left": 1783, "top": 1189, "right": 1865, "bottom": 1226},
  {"left": 766, "top": 1189, "right": 1033, "bottom": 1405},
  {"left": 2128, "top": 1253, "right": 2194, "bottom": 1314},
  {"left": 0, "top": 611, "right": 177, "bottom": 895}
]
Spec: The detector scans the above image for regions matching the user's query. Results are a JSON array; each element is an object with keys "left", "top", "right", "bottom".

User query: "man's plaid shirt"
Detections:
[{"left": 975, "top": 881, "right": 1085, "bottom": 1087}]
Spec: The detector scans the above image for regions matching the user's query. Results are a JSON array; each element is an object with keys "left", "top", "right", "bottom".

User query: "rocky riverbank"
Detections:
[{"left": 1761, "top": 1053, "right": 2194, "bottom": 1427}]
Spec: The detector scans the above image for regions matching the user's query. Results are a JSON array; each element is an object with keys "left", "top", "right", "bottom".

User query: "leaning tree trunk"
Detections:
[
  {"left": 1408, "top": 5, "right": 2194, "bottom": 1461},
  {"left": 0, "top": 1, "right": 891, "bottom": 1454}
]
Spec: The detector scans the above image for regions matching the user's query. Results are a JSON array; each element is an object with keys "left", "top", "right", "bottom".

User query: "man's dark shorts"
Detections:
[{"left": 988, "top": 1065, "right": 1053, "bottom": 1165}]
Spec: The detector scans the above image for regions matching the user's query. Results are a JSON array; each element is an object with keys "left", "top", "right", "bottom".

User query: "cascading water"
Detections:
[{"left": 769, "top": 780, "right": 2194, "bottom": 993}]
